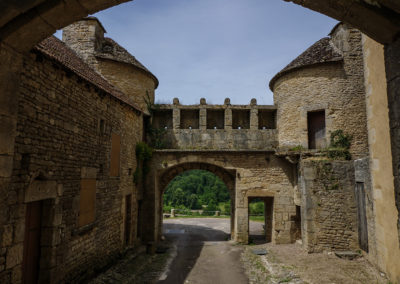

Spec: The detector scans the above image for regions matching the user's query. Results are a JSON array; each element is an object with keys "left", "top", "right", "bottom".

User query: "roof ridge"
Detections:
[
  {"left": 269, "top": 37, "right": 343, "bottom": 91},
  {"left": 96, "top": 37, "right": 159, "bottom": 88},
  {"left": 34, "top": 36, "right": 142, "bottom": 112}
]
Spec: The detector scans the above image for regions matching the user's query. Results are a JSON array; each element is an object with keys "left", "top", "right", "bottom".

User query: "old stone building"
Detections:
[
  {"left": 0, "top": 18, "right": 157, "bottom": 283},
  {"left": 145, "top": 21, "right": 398, "bottom": 282},
  {"left": 270, "top": 23, "right": 370, "bottom": 253},
  {"left": 0, "top": 2, "right": 399, "bottom": 283},
  {"left": 271, "top": 23, "right": 368, "bottom": 158}
]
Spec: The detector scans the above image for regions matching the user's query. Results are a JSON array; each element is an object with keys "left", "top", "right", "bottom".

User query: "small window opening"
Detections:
[
  {"left": 307, "top": 110, "right": 326, "bottom": 149},
  {"left": 180, "top": 109, "right": 199, "bottom": 129},
  {"left": 258, "top": 110, "right": 276, "bottom": 129},
  {"left": 152, "top": 110, "right": 173, "bottom": 129},
  {"left": 99, "top": 119, "right": 105, "bottom": 134},
  {"left": 232, "top": 110, "right": 250, "bottom": 129},
  {"left": 207, "top": 109, "right": 225, "bottom": 129}
]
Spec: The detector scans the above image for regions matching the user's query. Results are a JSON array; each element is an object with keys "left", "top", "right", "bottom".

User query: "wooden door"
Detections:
[
  {"left": 355, "top": 182, "right": 369, "bottom": 252},
  {"left": 307, "top": 111, "right": 326, "bottom": 149},
  {"left": 125, "top": 195, "right": 132, "bottom": 246},
  {"left": 22, "top": 201, "right": 43, "bottom": 284},
  {"left": 137, "top": 200, "right": 143, "bottom": 240}
]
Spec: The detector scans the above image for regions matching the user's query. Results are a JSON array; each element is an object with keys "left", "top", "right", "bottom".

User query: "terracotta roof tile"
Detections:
[
  {"left": 96, "top": 37, "right": 159, "bottom": 88},
  {"left": 35, "top": 36, "right": 142, "bottom": 112},
  {"left": 269, "top": 37, "right": 343, "bottom": 90}
]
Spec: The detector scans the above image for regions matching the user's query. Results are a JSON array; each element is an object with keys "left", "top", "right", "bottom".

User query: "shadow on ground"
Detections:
[{"left": 158, "top": 222, "right": 231, "bottom": 284}]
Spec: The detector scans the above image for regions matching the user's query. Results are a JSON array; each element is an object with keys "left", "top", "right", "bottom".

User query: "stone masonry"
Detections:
[
  {"left": 0, "top": 19, "right": 156, "bottom": 283},
  {"left": 0, "top": 16, "right": 397, "bottom": 284},
  {"left": 271, "top": 23, "right": 369, "bottom": 159}
]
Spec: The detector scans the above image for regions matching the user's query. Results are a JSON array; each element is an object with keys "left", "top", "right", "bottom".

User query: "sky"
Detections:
[{"left": 58, "top": 0, "right": 337, "bottom": 105}]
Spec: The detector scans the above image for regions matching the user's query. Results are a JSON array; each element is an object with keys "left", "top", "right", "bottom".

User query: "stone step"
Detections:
[{"left": 334, "top": 251, "right": 361, "bottom": 260}]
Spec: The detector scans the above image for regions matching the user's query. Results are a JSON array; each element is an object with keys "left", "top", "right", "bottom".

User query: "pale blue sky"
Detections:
[{"left": 58, "top": 0, "right": 337, "bottom": 105}]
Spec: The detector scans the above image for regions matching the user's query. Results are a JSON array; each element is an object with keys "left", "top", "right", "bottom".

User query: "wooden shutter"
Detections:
[
  {"left": 355, "top": 182, "right": 369, "bottom": 252},
  {"left": 110, "top": 133, "right": 121, "bottom": 177},
  {"left": 307, "top": 111, "right": 326, "bottom": 149},
  {"left": 79, "top": 179, "right": 96, "bottom": 227}
]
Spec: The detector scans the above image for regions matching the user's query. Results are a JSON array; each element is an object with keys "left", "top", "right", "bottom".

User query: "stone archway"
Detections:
[
  {"left": 157, "top": 162, "right": 236, "bottom": 239},
  {"left": 0, "top": 0, "right": 399, "bottom": 282}
]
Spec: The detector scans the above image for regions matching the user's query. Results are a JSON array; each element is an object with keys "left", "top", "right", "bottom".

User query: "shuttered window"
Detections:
[
  {"left": 78, "top": 179, "right": 96, "bottom": 227},
  {"left": 110, "top": 133, "right": 121, "bottom": 177}
]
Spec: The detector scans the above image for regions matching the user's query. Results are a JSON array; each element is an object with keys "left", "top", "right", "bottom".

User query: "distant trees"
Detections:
[{"left": 163, "top": 170, "right": 230, "bottom": 211}]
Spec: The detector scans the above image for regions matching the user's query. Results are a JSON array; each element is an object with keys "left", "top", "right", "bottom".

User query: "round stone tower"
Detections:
[
  {"left": 63, "top": 17, "right": 158, "bottom": 113},
  {"left": 270, "top": 23, "right": 368, "bottom": 158}
]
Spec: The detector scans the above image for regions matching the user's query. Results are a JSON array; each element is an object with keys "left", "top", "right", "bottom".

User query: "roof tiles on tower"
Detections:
[
  {"left": 35, "top": 36, "right": 142, "bottom": 112},
  {"left": 95, "top": 37, "right": 159, "bottom": 88},
  {"left": 269, "top": 37, "right": 343, "bottom": 90}
]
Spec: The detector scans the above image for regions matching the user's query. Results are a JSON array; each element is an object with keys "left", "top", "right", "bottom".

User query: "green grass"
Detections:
[
  {"left": 166, "top": 215, "right": 230, "bottom": 219},
  {"left": 249, "top": 216, "right": 265, "bottom": 222}
]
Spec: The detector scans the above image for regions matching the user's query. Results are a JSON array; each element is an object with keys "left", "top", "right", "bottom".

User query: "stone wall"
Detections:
[
  {"left": 0, "top": 46, "right": 142, "bottom": 283},
  {"left": 273, "top": 24, "right": 369, "bottom": 159},
  {"left": 363, "top": 35, "right": 400, "bottom": 283},
  {"left": 152, "top": 102, "right": 277, "bottom": 150},
  {"left": 385, "top": 37, "right": 400, "bottom": 247},
  {"left": 95, "top": 59, "right": 156, "bottom": 113},
  {"left": 300, "top": 159, "right": 358, "bottom": 253}
]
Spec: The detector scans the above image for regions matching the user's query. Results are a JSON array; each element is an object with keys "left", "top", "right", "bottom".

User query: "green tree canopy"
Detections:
[{"left": 163, "top": 170, "right": 230, "bottom": 210}]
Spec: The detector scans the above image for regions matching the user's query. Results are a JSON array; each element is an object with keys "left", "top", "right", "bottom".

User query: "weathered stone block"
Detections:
[
  {"left": 24, "top": 180, "right": 57, "bottom": 203},
  {"left": 0, "top": 156, "right": 13, "bottom": 178},
  {"left": 1, "top": 225, "right": 13, "bottom": 247},
  {"left": 5, "top": 244, "right": 23, "bottom": 269}
]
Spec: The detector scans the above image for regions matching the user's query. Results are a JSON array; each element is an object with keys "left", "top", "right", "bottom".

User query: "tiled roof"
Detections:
[
  {"left": 35, "top": 36, "right": 142, "bottom": 112},
  {"left": 95, "top": 37, "right": 159, "bottom": 88},
  {"left": 269, "top": 37, "right": 343, "bottom": 90}
]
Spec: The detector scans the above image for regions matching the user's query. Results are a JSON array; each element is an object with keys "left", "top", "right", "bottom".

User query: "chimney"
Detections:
[{"left": 62, "top": 17, "right": 106, "bottom": 67}]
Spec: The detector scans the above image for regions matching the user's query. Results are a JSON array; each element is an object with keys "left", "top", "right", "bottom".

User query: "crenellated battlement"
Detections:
[{"left": 150, "top": 98, "right": 278, "bottom": 150}]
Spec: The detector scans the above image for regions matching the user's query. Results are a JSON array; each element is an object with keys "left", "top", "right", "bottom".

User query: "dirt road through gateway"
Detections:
[{"left": 158, "top": 218, "right": 251, "bottom": 284}]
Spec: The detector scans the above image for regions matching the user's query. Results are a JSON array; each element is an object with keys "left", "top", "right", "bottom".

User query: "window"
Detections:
[
  {"left": 78, "top": 179, "right": 96, "bottom": 227},
  {"left": 99, "top": 119, "right": 105, "bottom": 134},
  {"left": 110, "top": 133, "right": 121, "bottom": 176},
  {"left": 307, "top": 110, "right": 326, "bottom": 149},
  {"left": 258, "top": 110, "right": 276, "bottom": 129},
  {"left": 207, "top": 110, "right": 225, "bottom": 129},
  {"left": 152, "top": 110, "right": 173, "bottom": 129},
  {"left": 180, "top": 109, "right": 199, "bottom": 129},
  {"left": 232, "top": 109, "right": 250, "bottom": 129}
]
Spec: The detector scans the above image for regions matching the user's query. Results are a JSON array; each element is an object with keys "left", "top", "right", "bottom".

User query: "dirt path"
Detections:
[
  {"left": 159, "top": 218, "right": 249, "bottom": 284},
  {"left": 89, "top": 218, "right": 387, "bottom": 284}
]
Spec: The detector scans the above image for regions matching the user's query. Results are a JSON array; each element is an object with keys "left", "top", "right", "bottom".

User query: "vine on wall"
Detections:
[
  {"left": 144, "top": 91, "right": 168, "bottom": 149},
  {"left": 324, "top": 130, "right": 353, "bottom": 160},
  {"left": 133, "top": 142, "right": 153, "bottom": 185}
]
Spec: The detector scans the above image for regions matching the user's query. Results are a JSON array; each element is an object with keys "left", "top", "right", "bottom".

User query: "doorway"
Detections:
[
  {"left": 22, "top": 201, "right": 43, "bottom": 284},
  {"left": 355, "top": 182, "right": 369, "bottom": 252},
  {"left": 248, "top": 197, "right": 274, "bottom": 244},
  {"left": 125, "top": 194, "right": 132, "bottom": 246},
  {"left": 307, "top": 110, "right": 326, "bottom": 149}
]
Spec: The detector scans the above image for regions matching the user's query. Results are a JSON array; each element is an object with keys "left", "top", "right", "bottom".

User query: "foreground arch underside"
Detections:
[
  {"left": 0, "top": 0, "right": 398, "bottom": 53},
  {"left": 0, "top": 0, "right": 399, "bottom": 282}
]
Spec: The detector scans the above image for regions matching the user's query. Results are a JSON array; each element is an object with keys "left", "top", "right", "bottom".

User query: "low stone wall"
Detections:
[
  {"left": 163, "top": 129, "right": 277, "bottom": 150},
  {"left": 300, "top": 159, "right": 358, "bottom": 252}
]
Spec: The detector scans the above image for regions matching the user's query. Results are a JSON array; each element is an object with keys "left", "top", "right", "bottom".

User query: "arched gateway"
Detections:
[{"left": 142, "top": 100, "right": 297, "bottom": 244}]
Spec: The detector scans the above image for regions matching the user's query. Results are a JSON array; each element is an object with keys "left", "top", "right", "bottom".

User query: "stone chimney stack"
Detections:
[{"left": 62, "top": 17, "right": 106, "bottom": 67}]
